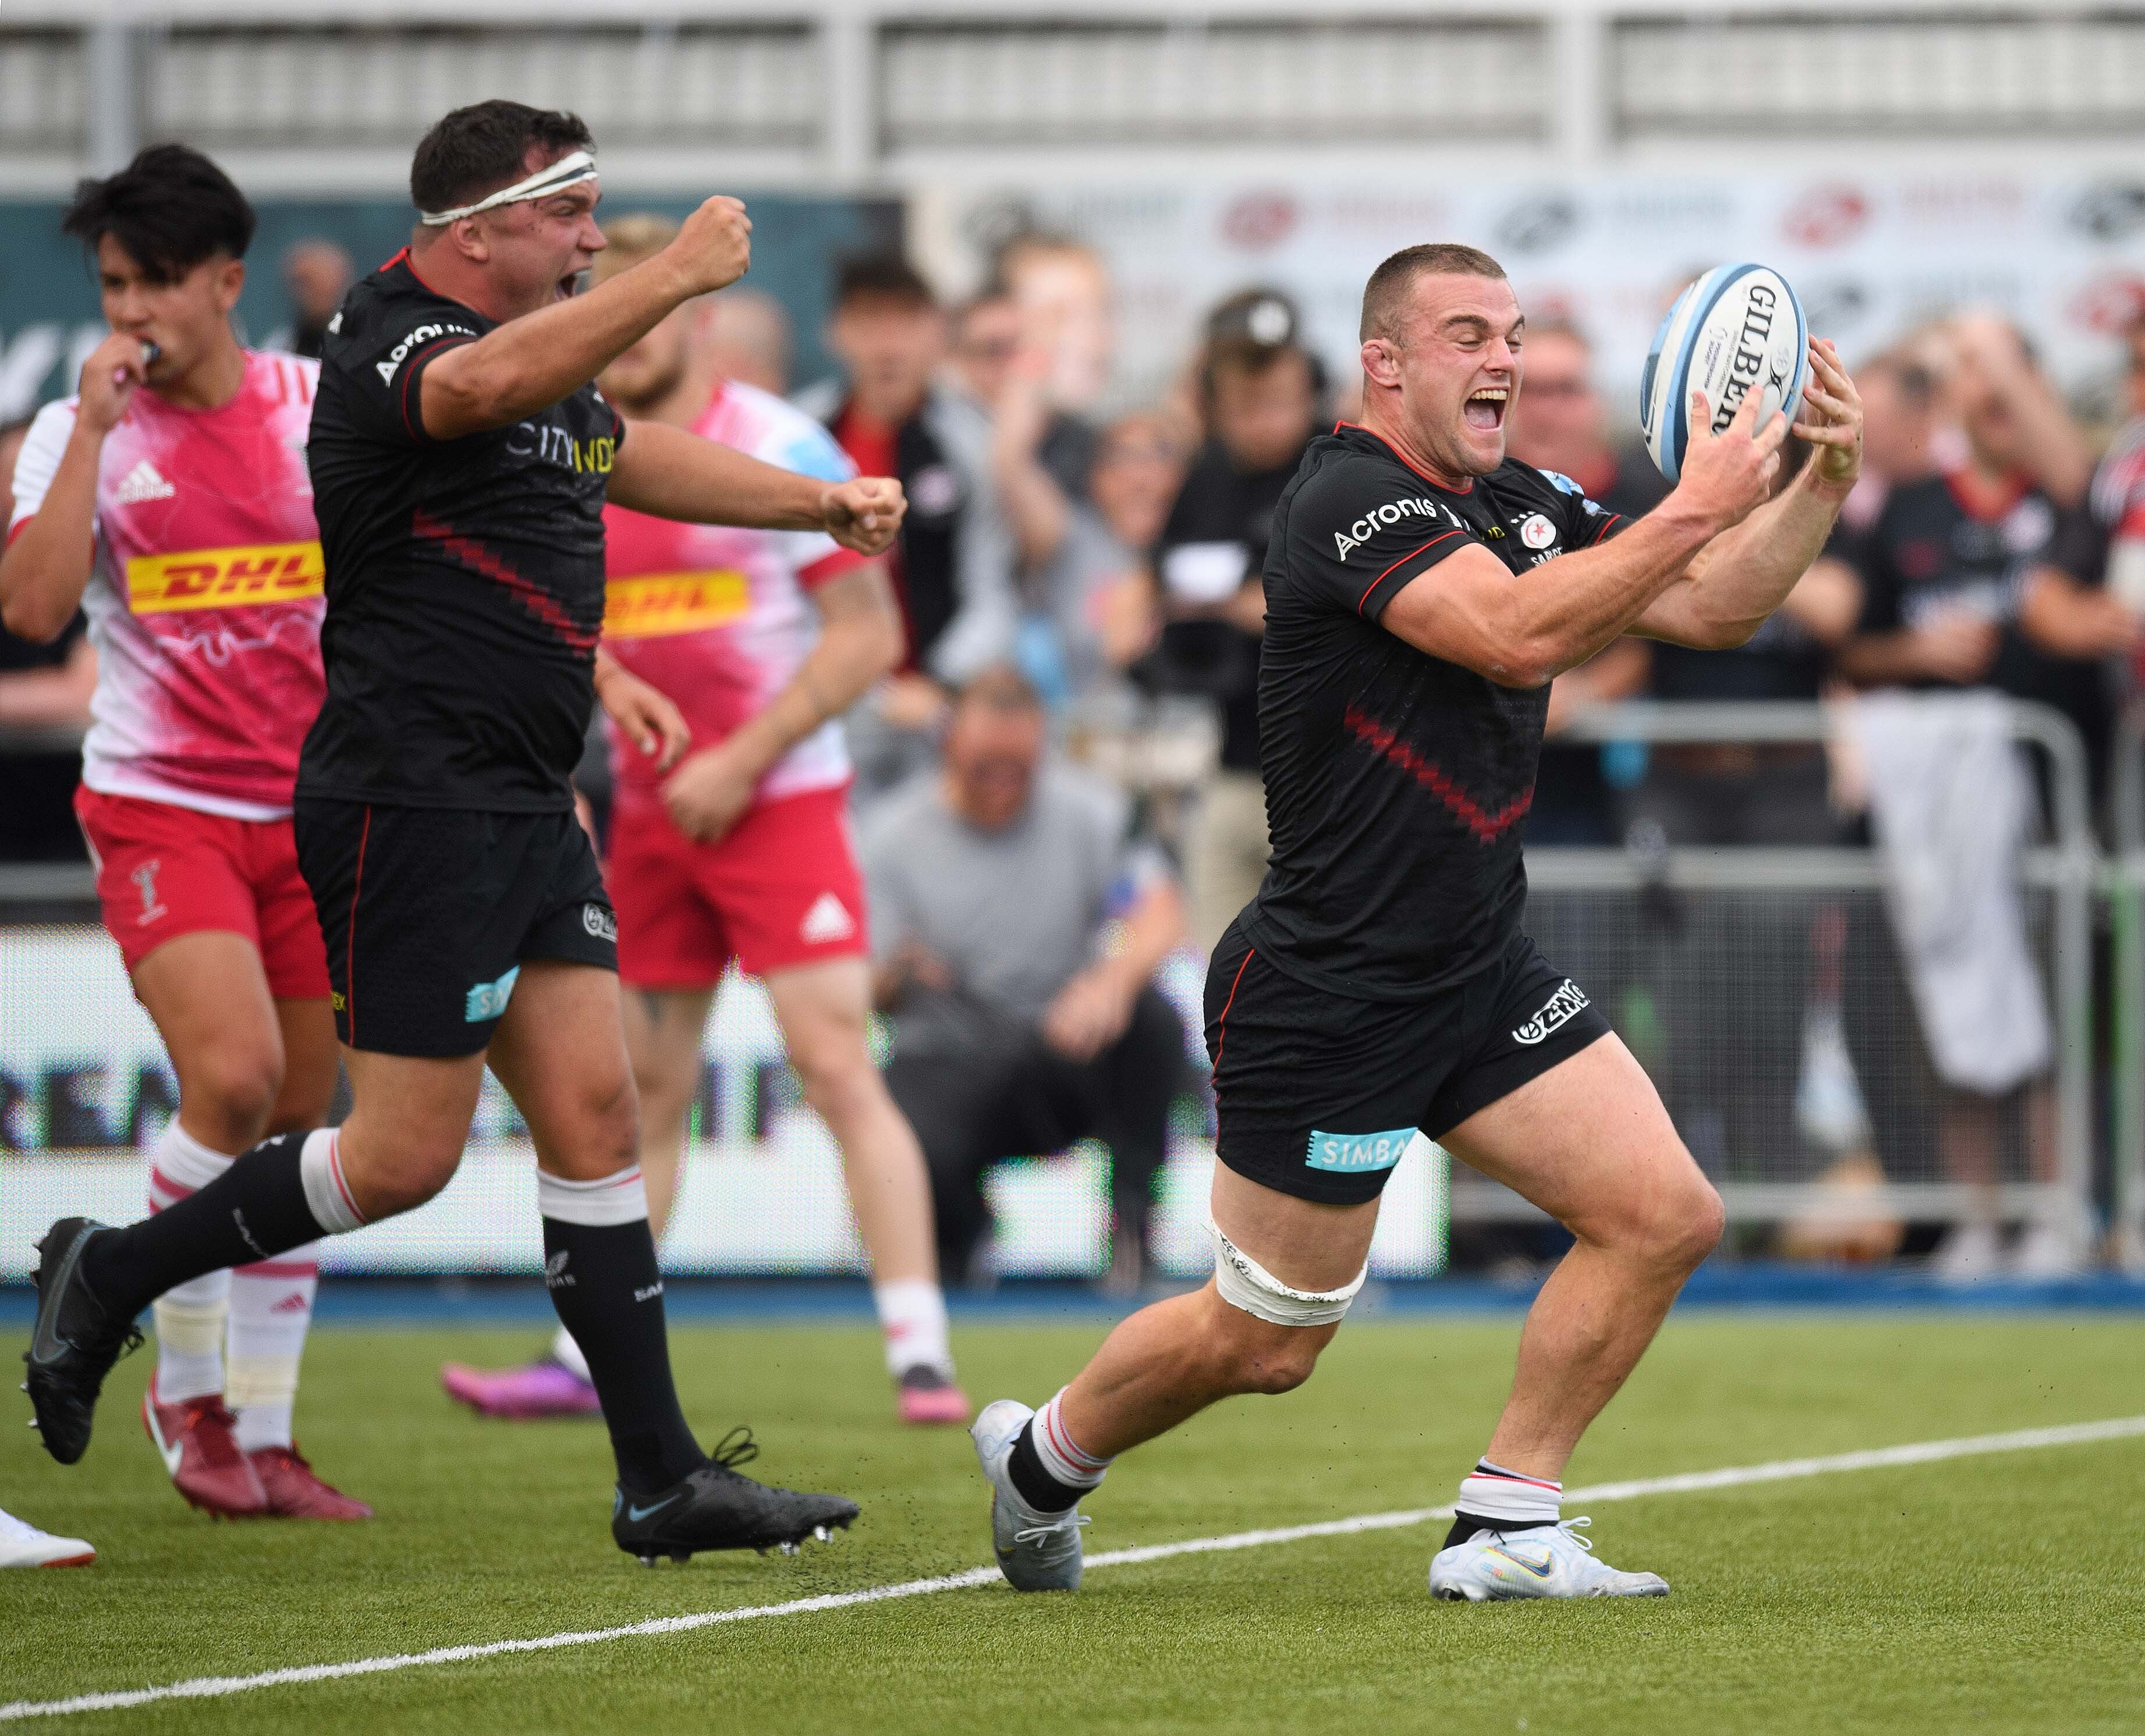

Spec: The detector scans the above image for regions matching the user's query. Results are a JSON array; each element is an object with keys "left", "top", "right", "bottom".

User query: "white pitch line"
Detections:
[{"left": 5, "top": 1413, "right": 2142, "bottom": 1724}]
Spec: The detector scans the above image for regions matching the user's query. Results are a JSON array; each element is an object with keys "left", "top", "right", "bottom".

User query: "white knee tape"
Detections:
[{"left": 1209, "top": 1222, "right": 1367, "bottom": 1326}]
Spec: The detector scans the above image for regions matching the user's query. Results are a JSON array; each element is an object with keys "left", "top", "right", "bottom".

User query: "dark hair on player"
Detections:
[
  {"left": 63, "top": 145, "right": 256, "bottom": 284},
  {"left": 409, "top": 101, "right": 593, "bottom": 217},
  {"left": 1359, "top": 243, "right": 1507, "bottom": 344},
  {"left": 834, "top": 255, "right": 938, "bottom": 313}
]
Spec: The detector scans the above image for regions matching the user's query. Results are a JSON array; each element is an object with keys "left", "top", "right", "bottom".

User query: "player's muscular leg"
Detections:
[
  {"left": 618, "top": 985, "right": 712, "bottom": 1238},
  {"left": 131, "top": 932, "right": 288, "bottom": 1152},
  {"left": 765, "top": 958, "right": 938, "bottom": 1285},
  {"left": 1056, "top": 1163, "right": 1377, "bottom": 1459},
  {"left": 268, "top": 999, "right": 339, "bottom": 1133},
  {"left": 487, "top": 960, "right": 640, "bottom": 1183},
  {"left": 1440, "top": 1034, "right": 1724, "bottom": 1482},
  {"left": 334, "top": 1048, "right": 487, "bottom": 1219}
]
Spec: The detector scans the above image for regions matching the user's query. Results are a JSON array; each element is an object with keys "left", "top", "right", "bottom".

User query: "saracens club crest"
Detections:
[{"left": 1512, "top": 979, "right": 1590, "bottom": 1045}]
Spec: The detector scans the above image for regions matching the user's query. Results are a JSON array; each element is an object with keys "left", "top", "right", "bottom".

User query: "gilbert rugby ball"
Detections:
[{"left": 1639, "top": 264, "right": 1809, "bottom": 483}]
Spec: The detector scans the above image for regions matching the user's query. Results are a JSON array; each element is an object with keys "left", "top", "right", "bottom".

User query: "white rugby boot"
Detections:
[
  {"left": 970, "top": 1398, "right": 1089, "bottom": 1592},
  {"left": 1430, "top": 1517, "right": 1667, "bottom": 1601},
  {"left": 0, "top": 1506, "right": 95, "bottom": 1568}
]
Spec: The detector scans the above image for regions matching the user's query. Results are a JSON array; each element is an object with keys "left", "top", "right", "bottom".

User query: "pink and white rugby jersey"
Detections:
[
  {"left": 601, "top": 379, "right": 866, "bottom": 811},
  {"left": 7, "top": 350, "right": 326, "bottom": 819}
]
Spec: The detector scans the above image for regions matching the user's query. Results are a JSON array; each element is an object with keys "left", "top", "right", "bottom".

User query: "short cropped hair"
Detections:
[
  {"left": 589, "top": 212, "right": 678, "bottom": 286},
  {"left": 63, "top": 145, "right": 255, "bottom": 282},
  {"left": 1359, "top": 243, "right": 1507, "bottom": 344},
  {"left": 410, "top": 101, "right": 593, "bottom": 218},
  {"left": 834, "top": 255, "right": 937, "bottom": 314}
]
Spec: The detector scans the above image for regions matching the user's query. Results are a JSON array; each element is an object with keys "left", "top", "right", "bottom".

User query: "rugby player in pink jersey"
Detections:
[
  {"left": 0, "top": 147, "right": 366, "bottom": 1520},
  {"left": 441, "top": 215, "right": 968, "bottom": 1426}
]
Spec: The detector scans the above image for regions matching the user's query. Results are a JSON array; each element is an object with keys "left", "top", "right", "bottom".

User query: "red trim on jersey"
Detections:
[
  {"left": 1942, "top": 465, "right": 2032, "bottom": 525},
  {"left": 4, "top": 517, "right": 31, "bottom": 549},
  {"left": 1587, "top": 513, "right": 1625, "bottom": 545},
  {"left": 1359, "top": 530, "right": 1465, "bottom": 612},
  {"left": 411, "top": 507, "right": 600, "bottom": 651},
  {"left": 1212, "top": 947, "right": 1256, "bottom": 1067},
  {"left": 1342, "top": 704, "right": 1533, "bottom": 842},
  {"left": 1334, "top": 422, "right": 1474, "bottom": 494},
  {"left": 797, "top": 547, "right": 870, "bottom": 591},
  {"left": 391, "top": 246, "right": 456, "bottom": 304},
  {"left": 346, "top": 808, "right": 371, "bottom": 1046}
]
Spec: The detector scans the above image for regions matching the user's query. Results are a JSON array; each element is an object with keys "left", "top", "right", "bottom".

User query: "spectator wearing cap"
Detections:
[
  {"left": 270, "top": 239, "right": 353, "bottom": 360},
  {"left": 861, "top": 665, "right": 1189, "bottom": 1291},
  {"left": 796, "top": 257, "right": 1018, "bottom": 801},
  {"left": 1143, "top": 289, "right": 1324, "bottom": 954},
  {"left": 0, "top": 414, "right": 95, "bottom": 861}
]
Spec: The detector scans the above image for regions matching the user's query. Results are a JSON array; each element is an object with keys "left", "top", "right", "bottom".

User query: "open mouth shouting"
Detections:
[{"left": 1464, "top": 386, "right": 1510, "bottom": 432}]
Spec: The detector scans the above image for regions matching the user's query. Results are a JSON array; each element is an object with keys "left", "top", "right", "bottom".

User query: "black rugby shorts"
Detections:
[
  {"left": 295, "top": 798, "right": 617, "bottom": 1059},
  {"left": 1203, "top": 920, "right": 1612, "bottom": 1205}
]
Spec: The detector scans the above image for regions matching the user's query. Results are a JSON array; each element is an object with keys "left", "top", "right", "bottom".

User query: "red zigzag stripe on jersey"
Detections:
[
  {"left": 1341, "top": 705, "right": 1533, "bottom": 843},
  {"left": 410, "top": 508, "right": 600, "bottom": 651}
]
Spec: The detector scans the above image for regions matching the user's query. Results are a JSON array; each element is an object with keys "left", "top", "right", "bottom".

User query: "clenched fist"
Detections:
[
  {"left": 820, "top": 477, "right": 907, "bottom": 559},
  {"left": 664, "top": 196, "right": 753, "bottom": 298}
]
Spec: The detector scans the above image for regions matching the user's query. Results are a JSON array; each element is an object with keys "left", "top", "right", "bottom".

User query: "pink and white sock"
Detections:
[
  {"left": 1031, "top": 1388, "right": 1112, "bottom": 1492},
  {"left": 228, "top": 1243, "right": 321, "bottom": 1453},
  {"left": 1455, "top": 1458, "right": 1562, "bottom": 1531},
  {"left": 147, "top": 1124, "right": 236, "bottom": 1404}
]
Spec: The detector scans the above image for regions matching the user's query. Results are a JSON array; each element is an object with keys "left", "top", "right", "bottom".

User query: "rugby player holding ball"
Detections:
[{"left": 972, "top": 242, "right": 1863, "bottom": 1601}]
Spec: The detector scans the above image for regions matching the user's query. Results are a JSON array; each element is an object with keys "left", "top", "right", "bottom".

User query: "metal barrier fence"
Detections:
[{"left": 0, "top": 696, "right": 2110, "bottom": 1259}]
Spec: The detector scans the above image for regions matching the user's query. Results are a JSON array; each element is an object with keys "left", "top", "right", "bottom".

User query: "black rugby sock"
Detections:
[
  {"left": 541, "top": 1213, "right": 706, "bottom": 1496},
  {"left": 81, "top": 1133, "right": 324, "bottom": 1320},
  {"left": 1006, "top": 1421, "right": 1084, "bottom": 1513}
]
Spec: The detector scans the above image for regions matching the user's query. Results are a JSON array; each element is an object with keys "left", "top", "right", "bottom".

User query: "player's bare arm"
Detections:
[
  {"left": 1633, "top": 338, "right": 1865, "bottom": 649},
  {"left": 607, "top": 420, "right": 906, "bottom": 558},
  {"left": 417, "top": 191, "right": 753, "bottom": 441},
  {"left": 0, "top": 333, "right": 148, "bottom": 641},
  {"left": 593, "top": 647, "right": 692, "bottom": 772},
  {"left": 661, "top": 562, "right": 902, "bottom": 842},
  {"left": 1379, "top": 386, "right": 1785, "bottom": 687}
]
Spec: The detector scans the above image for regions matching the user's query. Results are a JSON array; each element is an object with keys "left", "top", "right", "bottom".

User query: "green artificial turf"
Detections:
[{"left": 3, "top": 1315, "right": 2143, "bottom": 1734}]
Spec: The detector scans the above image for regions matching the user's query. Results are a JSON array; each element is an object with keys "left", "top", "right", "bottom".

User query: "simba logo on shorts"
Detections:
[
  {"left": 1512, "top": 979, "right": 1590, "bottom": 1046},
  {"left": 582, "top": 903, "right": 618, "bottom": 942},
  {"left": 1306, "top": 1127, "right": 1415, "bottom": 1174},
  {"left": 464, "top": 965, "right": 520, "bottom": 1023}
]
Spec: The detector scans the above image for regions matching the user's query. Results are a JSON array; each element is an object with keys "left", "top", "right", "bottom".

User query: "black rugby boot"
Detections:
[
  {"left": 612, "top": 1429, "right": 859, "bottom": 1565},
  {"left": 23, "top": 1219, "right": 143, "bottom": 1464}
]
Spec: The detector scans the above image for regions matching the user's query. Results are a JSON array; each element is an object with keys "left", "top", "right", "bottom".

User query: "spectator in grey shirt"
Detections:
[{"left": 862, "top": 665, "right": 1188, "bottom": 1288}]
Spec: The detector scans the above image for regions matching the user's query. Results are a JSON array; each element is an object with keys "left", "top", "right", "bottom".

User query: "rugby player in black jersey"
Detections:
[
  {"left": 969, "top": 243, "right": 1863, "bottom": 1599},
  {"left": 24, "top": 102, "right": 906, "bottom": 1564}
]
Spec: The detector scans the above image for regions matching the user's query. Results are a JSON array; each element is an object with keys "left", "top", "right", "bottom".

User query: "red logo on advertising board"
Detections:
[{"left": 1782, "top": 185, "right": 1871, "bottom": 250}]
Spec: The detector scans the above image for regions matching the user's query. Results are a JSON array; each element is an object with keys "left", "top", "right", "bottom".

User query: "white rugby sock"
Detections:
[
  {"left": 297, "top": 1128, "right": 367, "bottom": 1235},
  {"left": 873, "top": 1279, "right": 953, "bottom": 1378},
  {"left": 147, "top": 1125, "right": 235, "bottom": 1404},
  {"left": 228, "top": 1242, "right": 320, "bottom": 1453},
  {"left": 1456, "top": 1458, "right": 1563, "bottom": 1530},
  {"left": 1030, "top": 1388, "right": 1112, "bottom": 1492}
]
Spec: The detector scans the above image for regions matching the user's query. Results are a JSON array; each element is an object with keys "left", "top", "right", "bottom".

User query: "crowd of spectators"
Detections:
[{"left": 10, "top": 223, "right": 2145, "bottom": 1280}]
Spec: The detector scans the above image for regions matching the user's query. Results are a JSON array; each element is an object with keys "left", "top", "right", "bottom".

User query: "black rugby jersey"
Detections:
[
  {"left": 1239, "top": 423, "right": 1623, "bottom": 1000},
  {"left": 300, "top": 251, "right": 624, "bottom": 812}
]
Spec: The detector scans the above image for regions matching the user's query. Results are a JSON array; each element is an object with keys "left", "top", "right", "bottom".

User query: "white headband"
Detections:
[{"left": 418, "top": 150, "right": 598, "bottom": 226}]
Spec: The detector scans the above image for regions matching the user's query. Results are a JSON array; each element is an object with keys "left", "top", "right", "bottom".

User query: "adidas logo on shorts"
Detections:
[
  {"left": 114, "top": 459, "right": 177, "bottom": 505},
  {"left": 799, "top": 892, "right": 855, "bottom": 945}
]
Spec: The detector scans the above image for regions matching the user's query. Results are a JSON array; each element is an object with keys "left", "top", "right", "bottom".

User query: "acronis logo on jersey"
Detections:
[{"left": 1331, "top": 495, "right": 1465, "bottom": 562}]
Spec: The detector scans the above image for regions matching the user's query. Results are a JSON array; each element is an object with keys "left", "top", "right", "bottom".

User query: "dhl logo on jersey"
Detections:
[
  {"left": 602, "top": 571, "right": 751, "bottom": 639},
  {"left": 125, "top": 542, "right": 324, "bottom": 614}
]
